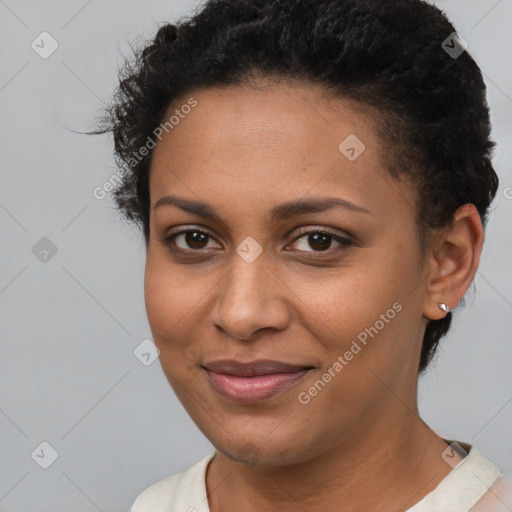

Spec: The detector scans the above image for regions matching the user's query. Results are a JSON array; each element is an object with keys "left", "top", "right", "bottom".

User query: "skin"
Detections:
[{"left": 144, "top": 78, "right": 484, "bottom": 512}]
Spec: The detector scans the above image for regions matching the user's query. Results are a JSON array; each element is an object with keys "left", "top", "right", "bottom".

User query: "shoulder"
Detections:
[
  {"left": 130, "top": 452, "right": 215, "bottom": 512},
  {"left": 406, "top": 441, "right": 507, "bottom": 511},
  {"left": 130, "top": 473, "right": 183, "bottom": 512},
  {"left": 472, "top": 474, "right": 512, "bottom": 511}
]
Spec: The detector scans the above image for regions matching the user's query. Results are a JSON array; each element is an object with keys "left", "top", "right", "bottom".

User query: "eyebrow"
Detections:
[{"left": 153, "top": 195, "right": 371, "bottom": 222}]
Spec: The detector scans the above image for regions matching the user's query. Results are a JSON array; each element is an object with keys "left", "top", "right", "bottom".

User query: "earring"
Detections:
[{"left": 438, "top": 303, "right": 450, "bottom": 314}]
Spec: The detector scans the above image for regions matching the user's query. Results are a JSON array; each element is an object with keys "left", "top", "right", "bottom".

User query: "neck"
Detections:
[{"left": 206, "top": 405, "right": 452, "bottom": 512}]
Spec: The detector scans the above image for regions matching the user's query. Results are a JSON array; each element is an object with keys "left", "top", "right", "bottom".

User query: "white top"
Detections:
[{"left": 131, "top": 441, "right": 511, "bottom": 512}]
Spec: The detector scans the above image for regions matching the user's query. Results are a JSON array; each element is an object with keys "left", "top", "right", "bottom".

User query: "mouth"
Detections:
[{"left": 202, "top": 359, "right": 315, "bottom": 404}]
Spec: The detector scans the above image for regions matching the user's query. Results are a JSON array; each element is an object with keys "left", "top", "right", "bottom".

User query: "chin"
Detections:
[{"left": 211, "top": 434, "right": 312, "bottom": 468}]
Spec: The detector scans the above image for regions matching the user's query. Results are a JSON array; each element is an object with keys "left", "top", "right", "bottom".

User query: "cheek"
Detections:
[
  {"left": 144, "top": 259, "right": 212, "bottom": 414},
  {"left": 143, "top": 261, "right": 174, "bottom": 340},
  {"left": 144, "top": 247, "right": 196, "bottom": 332},
  {"left": 143, "top": 252, "right": 198, "bottom": 362},
  {"left": 293, "top": 244, "right": 419, "bottom": 368},
  {"left": 291, "top": 261, "right": 401, "bottom": 338}
]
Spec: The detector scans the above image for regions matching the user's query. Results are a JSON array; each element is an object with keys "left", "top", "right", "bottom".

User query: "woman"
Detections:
[{"left": 97, "top": 0, "right": 511, "bottom": 510}]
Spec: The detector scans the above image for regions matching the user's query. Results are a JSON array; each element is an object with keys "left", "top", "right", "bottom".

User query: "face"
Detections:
[{"left": 144, "top": 79, "right": 431, "bottom": 466}]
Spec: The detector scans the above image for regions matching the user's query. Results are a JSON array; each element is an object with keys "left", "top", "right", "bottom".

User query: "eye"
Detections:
[
  {"left": 158, "top": 226, "right": 353, "bottom": 255},
  {"left": 160, "top": 228, "right": 220, "bottom": 252},
  {"left": 287, "top": 228, "right": 353, "bottom": 253}
]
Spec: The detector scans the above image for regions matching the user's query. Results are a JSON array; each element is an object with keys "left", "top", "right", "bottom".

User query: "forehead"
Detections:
[
  {"left": 157, "top": 79, "right": 373, "bottom": 153},
  {"left": 149, "top": 81, "right": 416, "bottom": 224}
]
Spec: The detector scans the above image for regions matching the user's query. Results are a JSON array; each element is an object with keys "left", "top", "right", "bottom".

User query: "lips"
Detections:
[
  {"left": 203, "top": 359, "right": 312, "bottom": 376},
  {"left": 202, "top": 359, "right": 314, "bottom": 403}
]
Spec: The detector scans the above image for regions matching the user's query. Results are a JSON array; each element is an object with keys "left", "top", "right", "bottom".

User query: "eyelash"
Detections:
[{"left": 159, "top": 226, "right": 353, "bottom": 256}]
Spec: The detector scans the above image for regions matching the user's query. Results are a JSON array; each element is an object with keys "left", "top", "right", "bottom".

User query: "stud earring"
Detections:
[{"left": 438, "top": 303, "right": 450, "bottom": 314}]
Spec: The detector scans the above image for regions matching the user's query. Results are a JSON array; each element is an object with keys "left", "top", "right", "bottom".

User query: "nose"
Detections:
[{"left": 209, "top": 249, "right": 290, "bottom": 341}]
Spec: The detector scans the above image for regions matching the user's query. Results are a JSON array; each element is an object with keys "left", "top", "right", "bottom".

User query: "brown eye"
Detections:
[
  {"left": 162, "top": 228, "right": 219, "bottom": 251},
  {"left": 159, "top": 226, "right": 353, "bottom": 257},
  {"left": 181, "top": 231, "right": 209, "bottom": 249},
  {"left": 306, "top": 232, "right": 331, "bottom": 251},
  {"left": 289, "top": 229, "right": 353, "bottom": 253}
]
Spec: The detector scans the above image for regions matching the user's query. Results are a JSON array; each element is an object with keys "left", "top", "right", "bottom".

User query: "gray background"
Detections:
[{"left": 0, "top": 0, "right": 510, "bottom": 510}]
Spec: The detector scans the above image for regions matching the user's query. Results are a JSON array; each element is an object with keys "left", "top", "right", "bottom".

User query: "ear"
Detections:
[{"left": 422, "top": 204, "right": 485, "bottom": 321}]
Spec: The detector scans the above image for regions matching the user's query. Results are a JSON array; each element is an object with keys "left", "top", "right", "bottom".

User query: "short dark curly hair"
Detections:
[{"left": 96, "top": 0, "right": 498, "bottom": 373}]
